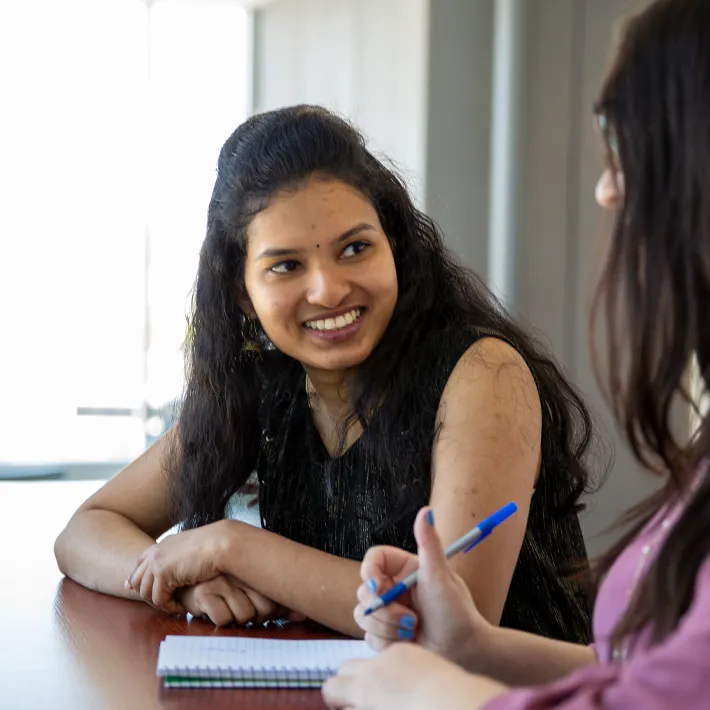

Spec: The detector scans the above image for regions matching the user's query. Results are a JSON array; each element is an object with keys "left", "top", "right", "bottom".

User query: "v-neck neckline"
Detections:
[{"left": 299, "top": 388, "right": 366, "bottom": 461}]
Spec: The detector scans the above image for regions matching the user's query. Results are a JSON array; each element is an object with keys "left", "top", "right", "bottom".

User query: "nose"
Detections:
[
  {"left": 595, "top": 168, "right": 624, "bottom": 211},
  {"left": 305, "top": 263, "right": 352, "bottom": 309}
]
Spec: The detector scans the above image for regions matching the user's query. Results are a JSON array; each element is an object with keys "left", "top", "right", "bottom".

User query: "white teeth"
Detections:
[{"left": 305, "top": 308, "right": 362, "bottom": 331}]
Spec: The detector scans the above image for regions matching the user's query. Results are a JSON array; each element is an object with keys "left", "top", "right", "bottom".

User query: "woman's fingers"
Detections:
[
  {"left": 354, "top": 580, "right": 418, "bottom": 648},
  {"left": 242, "top": 587, "right": 281, "bottom": 625},
  {"left": 355, "top": 602, "right": 418, "bottom": 640},
  {"left": 363, "top": 613, "right": 418, "bottom": 651},
  {"left": 360, "top": 545, "right": 417, "bottom": 586},
  {"left": 355, "top": 578, "right": 397, "bottom": 605},
  {"left": 176, "top": 586, "right": 199, "bottom": 615},
  {"left": 196, "top": 595, "right": 235, "bottom": 627},
  {"left": 125, "top": 556, "right": 184, "bottom": 615},
  {"left": 222, "top": 586, "right": 257, "bottom": 625},
  {"left": 126, "top": 557, "right": 148, "bottom": 592},
  {"left": 139, "top": 568, "right": 156, "bottom": 605},
  {"left": 182, "top": 581, "right": 239, "bottom": 627},
  {"left": 152, "top": 571, "right": 182, "bottom": 612},
  {"left": 176, "top": 577, "right": 288, "bottom": 627}
]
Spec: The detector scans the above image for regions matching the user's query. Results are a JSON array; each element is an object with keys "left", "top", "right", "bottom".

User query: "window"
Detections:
[{"left": 0, "top": 0, "right": 249, "bottom": 477}]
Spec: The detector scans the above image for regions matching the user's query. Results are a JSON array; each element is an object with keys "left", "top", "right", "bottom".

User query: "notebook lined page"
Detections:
[{"left": 157, "top": 636, "right": 376, "bottom": 675}]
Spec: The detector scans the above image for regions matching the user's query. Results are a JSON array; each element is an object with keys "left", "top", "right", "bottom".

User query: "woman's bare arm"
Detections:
[
  {"left": 54, "top": 431, "right": 177, "bottom": 598},
  {"left": 208, "top": 337, "right": 542, "bottom": 636},
  {"left": 428, "top": 337, "right": 541, "bottom": 626}
]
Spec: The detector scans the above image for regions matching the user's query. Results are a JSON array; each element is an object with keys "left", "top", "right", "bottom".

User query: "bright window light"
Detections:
[{"left": 0, "top": 0, "right": 249, "bottom": 473}]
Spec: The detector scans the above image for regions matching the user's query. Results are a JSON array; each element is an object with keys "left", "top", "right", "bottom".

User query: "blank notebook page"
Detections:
[{"left": 157, "top": 635, "right": 377, "bottom": 688}]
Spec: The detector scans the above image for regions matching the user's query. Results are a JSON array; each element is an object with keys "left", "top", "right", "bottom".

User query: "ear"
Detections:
[
  {"left": 239, "top": 297, "right": 257, "bottom": 319},
  {"left": 233, "top": 284, "right": 257, "bottom": 319}
]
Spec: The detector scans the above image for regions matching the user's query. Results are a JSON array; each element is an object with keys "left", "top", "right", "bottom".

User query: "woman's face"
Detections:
[{"left": 243, "top": 177, "right": 398, "bottom": 373}]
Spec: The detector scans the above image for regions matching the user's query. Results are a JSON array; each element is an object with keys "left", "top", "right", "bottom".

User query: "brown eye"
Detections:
[
  {"left": 342, "top": 241, "right": 369, "bottom": 258},
  {"left": 270, "top": 260, "right": 300, "bottom": 274}
]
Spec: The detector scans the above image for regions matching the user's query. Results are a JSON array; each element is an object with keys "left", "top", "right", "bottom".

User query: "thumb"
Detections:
[{"left": 413, "top": 507, "right": 451, "bottom": 584}]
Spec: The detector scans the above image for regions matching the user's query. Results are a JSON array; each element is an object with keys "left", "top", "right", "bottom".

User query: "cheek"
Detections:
[
  {"left": 248, "top": 283, "right": 300, "bottom": 335},
  {"left": 384, "top": 253, "right": 399, "bottom": 298},
  {"left": 367, "top": 260, "right": 398, "bottom": 309},
  {"left": 252, "top": 294, "right": 284, "bottom": 325}
]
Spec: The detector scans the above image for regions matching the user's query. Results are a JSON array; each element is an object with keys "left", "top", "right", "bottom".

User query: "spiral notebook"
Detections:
[{"left": 156, "top": 635, "right": 377, "bottom": 688}]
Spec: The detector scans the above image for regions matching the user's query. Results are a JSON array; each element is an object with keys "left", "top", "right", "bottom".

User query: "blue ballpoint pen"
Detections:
[{"left": 363, "top": 501, "right": 518, "bottom": 616}]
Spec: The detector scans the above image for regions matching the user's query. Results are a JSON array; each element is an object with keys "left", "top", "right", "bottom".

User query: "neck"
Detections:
[{"left": 304, "top": 367, "right": 353, "bottom": 417}]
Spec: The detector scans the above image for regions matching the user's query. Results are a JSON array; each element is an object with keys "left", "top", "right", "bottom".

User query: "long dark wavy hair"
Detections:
[
  {"left": 591, "top": 0, "right": 710, "bottom": 647},
  {"left": 166, "top": 105, "right": 597, "bottom": 536}
]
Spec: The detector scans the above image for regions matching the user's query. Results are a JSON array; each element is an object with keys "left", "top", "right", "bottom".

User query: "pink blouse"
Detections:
[{"left": 485, "top": 480, "right": 710, "bottom": 709}]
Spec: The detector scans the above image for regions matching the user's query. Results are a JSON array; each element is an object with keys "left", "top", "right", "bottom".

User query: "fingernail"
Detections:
[
  {"left": 400, "top": 615, "right": 416, "bottom": 629},
  {"left": 398, "top": 627, "right": 415, "bottom": 640},
  {"left": 426, "top": 509, "right": 435, "bottom": 526},
  {"left": 124, "top": 579, "right": 131, "bottom": 589},
  {"left": 366, "top": 579, "right": 377, "bottom": 593}
]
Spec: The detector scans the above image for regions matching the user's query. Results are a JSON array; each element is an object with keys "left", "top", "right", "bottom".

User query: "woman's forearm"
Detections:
[
  {"left": 55, "top": 509, "right": 155, "bottom": 600},
  {"left": 470, "top": 625, "right": 596, "bottom": 687},
  {"left": 216, "top": 520, "right": 363, "bottom": 637}
]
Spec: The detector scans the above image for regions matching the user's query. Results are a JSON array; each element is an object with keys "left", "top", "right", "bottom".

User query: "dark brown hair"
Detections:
[
  {"left": 591, "top": 0, "right": 710, "bottom": 646},
  {"left": 165, "top": 105, "right": 597, "bottom": 535}
]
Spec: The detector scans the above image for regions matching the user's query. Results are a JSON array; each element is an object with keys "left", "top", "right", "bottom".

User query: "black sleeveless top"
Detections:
[{"left": 255, "top": 327, "right": 592, "bottom": 643}]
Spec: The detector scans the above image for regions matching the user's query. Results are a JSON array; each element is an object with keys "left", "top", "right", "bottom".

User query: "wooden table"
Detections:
[{"left": 0, "top": 480, "right": 332, "bottom": 709}]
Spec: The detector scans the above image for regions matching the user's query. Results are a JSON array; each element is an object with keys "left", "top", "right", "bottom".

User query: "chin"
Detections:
[
  {"left": 310, "top": 356, "right": 368, "bottom": 372},
  {"left": 305, "top": 346, "right": 374, "bottom": 373}
]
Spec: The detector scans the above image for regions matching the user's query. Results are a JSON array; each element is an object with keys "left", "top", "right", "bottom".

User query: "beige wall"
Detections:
[
  {"left": 253, "top": 0, "right": 660, "bottom": 554},
  {"left": 520, "top": 0, "right": 658, "bottom": 552},
  {"left": 425, "top": 0, "right": 494, "bottom": 269},
  {"left": 253, "top": 0, "right": 429, "bottom": 205}
]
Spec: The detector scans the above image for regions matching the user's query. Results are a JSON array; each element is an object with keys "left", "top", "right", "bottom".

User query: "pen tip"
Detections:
[{"left": 363, "top": 608, "right": 373, "bottom": 617}]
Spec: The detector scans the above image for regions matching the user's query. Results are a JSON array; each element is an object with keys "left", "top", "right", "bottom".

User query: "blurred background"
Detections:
[{"left": 0, "top": 0, "right": 656, "bottom": 554}]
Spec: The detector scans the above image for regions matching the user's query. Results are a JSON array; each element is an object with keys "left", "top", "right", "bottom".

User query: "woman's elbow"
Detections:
[
  {"left": 54, "top": 510, "right": 86, "bottom": 577},
  {"left": 54, "top": 525, "right": 72, "bottom": 576}
]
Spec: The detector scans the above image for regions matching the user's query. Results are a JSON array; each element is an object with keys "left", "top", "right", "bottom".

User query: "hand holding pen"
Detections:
[{"left": 353, "top": 503, "right": 518, "bottom": 662}]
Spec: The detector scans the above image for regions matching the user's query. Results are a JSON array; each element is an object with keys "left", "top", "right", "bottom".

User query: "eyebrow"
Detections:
[{"left": 255, "top": 222, "right": 377, "bottom": 261}]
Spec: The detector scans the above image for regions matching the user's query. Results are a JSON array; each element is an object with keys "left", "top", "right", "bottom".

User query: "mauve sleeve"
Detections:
[{"left": 483, "top": 557, "right": 710, "bottom": 710}]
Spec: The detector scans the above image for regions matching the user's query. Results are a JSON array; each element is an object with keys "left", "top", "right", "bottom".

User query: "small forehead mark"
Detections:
[{"left": 316, "top": 243, "right": 320, "bottom": 248}]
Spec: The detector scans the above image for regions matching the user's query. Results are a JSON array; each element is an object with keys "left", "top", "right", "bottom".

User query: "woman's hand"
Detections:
[
  {"left": 177, "top": 574, "right": 290, "bottom": 626},
  {"left": 322, "top": 644, "right": 507, "bottom": 710},
  {"left": 124, "top": 520, "right": 233, "bottom": 613},
  {"left": 355, "top": 507, "right": 493, "bottom": 669}
]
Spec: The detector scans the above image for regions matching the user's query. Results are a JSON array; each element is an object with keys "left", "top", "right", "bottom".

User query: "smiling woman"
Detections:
[
  {"left": 54, "top": 105, "right": 603, "bottom": 644},
  {"left": 244, "top": 181, "right": 398, "bottom": 378}
]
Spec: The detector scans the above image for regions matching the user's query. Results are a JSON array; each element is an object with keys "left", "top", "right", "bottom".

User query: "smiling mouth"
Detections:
[{"left": 303, "top": 307, "right": 365, "bottom": 332}]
